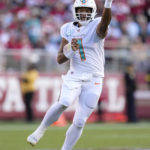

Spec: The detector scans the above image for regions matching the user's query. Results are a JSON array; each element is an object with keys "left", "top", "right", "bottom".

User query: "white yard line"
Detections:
[
  {"left": 23, "top": 148, "right": 150, "bottom": 150},
  {"left": 24, "top": 149, "right": 58, "bottom": 150},
  {"left": 0, "top": 123, "right": 150, "bottom": 131},
  {"left": 83, "top": 134, "right": 150, "bottom": 139},
  {"left": 0, "top": 125, "right": 150, "bottom": 131}
]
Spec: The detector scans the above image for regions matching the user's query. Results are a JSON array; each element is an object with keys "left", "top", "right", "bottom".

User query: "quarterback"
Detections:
[{"left": 27, "top": 0, "right": 113, "bottom": 149}]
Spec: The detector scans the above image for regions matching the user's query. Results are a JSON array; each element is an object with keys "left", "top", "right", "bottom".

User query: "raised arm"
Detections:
[{"left": 96, "top": 0, "right": 113, "bottom": 39}]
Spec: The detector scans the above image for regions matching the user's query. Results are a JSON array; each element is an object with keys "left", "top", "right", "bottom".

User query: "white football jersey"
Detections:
[{"left": 60, "top": 17, "right": 105, "bottom": 77}]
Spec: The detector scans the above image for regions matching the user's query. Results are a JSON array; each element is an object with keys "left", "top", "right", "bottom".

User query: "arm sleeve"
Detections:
[
  {"left": 60, "top": 23, "right": 68, "bottom": 40},
  {"left": 94, "top": 17, "right": 102, "bottom": 26}
]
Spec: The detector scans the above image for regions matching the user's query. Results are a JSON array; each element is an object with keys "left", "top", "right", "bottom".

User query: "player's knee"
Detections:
[
  {"left": 85, "top": 93, "right": 99, "bottom": 109},
  {"left": 73, "top": 118, "right": 85, "bottom": 128},
  {"left": 58, "top": 97, "right": 72, "bottom": 107},
  {"left": 59, "top": 103, "right": 68, "bottom": 110},
  {"left": 58, "top": 101, "right": 68, "bottom": 109}
]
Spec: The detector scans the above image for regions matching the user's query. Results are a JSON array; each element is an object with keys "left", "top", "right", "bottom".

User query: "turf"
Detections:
[{"left": 0, "top": 121, "right": 150, "bottom": 150}]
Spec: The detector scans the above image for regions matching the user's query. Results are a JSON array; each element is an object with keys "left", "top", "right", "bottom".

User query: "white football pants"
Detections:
[{"left": 60, "top": 73, "right": 103, "bottom": 150}]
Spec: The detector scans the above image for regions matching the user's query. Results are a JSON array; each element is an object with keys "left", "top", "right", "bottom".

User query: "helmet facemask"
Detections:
[
  {"left": 73, "top": 0, "right": 97, "bottom": 26},
  {"left": 75, "top": 7, "right": 93, "bottom": 26}
]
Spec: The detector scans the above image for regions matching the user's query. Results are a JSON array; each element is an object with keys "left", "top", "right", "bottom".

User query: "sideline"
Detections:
[{"left": 0, "top": 122, "right": 150, "bottom": 131}]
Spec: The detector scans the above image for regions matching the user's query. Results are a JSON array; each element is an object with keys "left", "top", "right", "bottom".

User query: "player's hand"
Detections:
[{"left": 71, "top": 39, "right": 79, "bottom": 51}]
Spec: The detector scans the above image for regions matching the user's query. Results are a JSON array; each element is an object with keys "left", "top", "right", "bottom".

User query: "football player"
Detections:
[{"left": 27, "top": 0, "right": 113, "bottom": 149}]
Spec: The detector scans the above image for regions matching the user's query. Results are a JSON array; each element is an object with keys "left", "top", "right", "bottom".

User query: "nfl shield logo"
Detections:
[{"left": 80, "top": 0, "right": 87, "bottom": 4}]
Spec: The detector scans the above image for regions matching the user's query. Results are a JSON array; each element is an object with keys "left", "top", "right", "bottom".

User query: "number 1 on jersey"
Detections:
[{"left": 77, "top": 39, "right": 86, "bottom": 61}]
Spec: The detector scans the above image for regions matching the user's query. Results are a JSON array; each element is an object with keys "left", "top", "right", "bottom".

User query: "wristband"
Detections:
[
  {"left": 63, "top": 43, "right": 75, "bottom": 59},
  {"left": 104, "top": 0, "right": 113, "bottom": 8}
]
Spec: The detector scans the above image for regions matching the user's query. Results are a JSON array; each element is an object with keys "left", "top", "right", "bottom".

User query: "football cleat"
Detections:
[{"left": 27, "top": 129, "right": 45, "bottom": 146}]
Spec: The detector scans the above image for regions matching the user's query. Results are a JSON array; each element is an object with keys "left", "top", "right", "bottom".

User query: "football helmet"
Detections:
[{"left": 73, "top": 0, "right": 97, "bottom": 26}]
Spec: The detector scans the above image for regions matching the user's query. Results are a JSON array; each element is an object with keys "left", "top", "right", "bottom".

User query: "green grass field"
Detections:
[{"left": 0, "top": 121, "right": 150, "bottom": 150}]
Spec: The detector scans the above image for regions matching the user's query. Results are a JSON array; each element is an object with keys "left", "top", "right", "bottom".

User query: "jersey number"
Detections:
[{"left": 77, "top": 39, "right": 86, "bottom": 61}]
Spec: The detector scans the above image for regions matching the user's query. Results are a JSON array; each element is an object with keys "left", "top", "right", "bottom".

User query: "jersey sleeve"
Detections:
[
  {"left": 60, "top": 24, "right": 67, "bottom": 39},
  {"left": 60, "top": 23, "right": 71, "bottom": 41},
  {"left": 93, "top": 17, "right": 102, "bottom": 26}
]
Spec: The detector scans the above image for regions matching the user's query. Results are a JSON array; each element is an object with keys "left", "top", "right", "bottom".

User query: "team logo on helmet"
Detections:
[{"left": 80, "top": 0, "right": 87, "bottom": 4}]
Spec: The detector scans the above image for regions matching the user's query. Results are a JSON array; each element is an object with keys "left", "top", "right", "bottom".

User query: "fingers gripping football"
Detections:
[
  {"left": 71, "top": 39, "right": 80, "bottom": 51},
  {"left": 63, "top": 38, "right": 80, "bottom": 59}
]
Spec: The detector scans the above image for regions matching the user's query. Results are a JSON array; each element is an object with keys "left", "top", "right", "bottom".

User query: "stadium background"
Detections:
[{"left": 0, "top": 0, "right": 150, "bottom": 150}]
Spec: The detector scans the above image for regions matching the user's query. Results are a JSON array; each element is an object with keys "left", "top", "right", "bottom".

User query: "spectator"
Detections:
[
  {"left": 145, "top": 68, "right": 150, "bottom": 90},
  {"left": 123, "top": 16, "right": 140, "bottom": 40},
  {"left": 24, "top": 11, "right": 41, "bottom": 48},
  {"left": 20, "top": 63, "right": 38, "bottom": 122},
  {"left": 130, "top": 36, "right": 148, "bottom": 72},
  {"left": 124, "top": 62, "right": 137, "bottom": 123}
]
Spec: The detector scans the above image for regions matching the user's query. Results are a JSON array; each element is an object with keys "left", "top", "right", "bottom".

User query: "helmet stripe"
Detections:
[{"left": 80, "top": 0, "right": 87, "bottom": 4}]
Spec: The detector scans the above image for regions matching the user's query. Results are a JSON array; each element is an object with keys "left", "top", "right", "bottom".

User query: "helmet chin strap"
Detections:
[{"left": 75, "top": 12, "right": 95, "bottom": 26}]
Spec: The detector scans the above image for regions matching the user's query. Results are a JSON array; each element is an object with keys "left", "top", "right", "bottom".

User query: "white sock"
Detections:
[{"left": 61, "top": 124, "right": 83, "bottom": 150}]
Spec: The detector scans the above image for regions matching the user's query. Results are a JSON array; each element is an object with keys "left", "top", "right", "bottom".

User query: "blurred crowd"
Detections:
[{"left": 0, "top": 0, "right": 150, "bottom": 71}]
